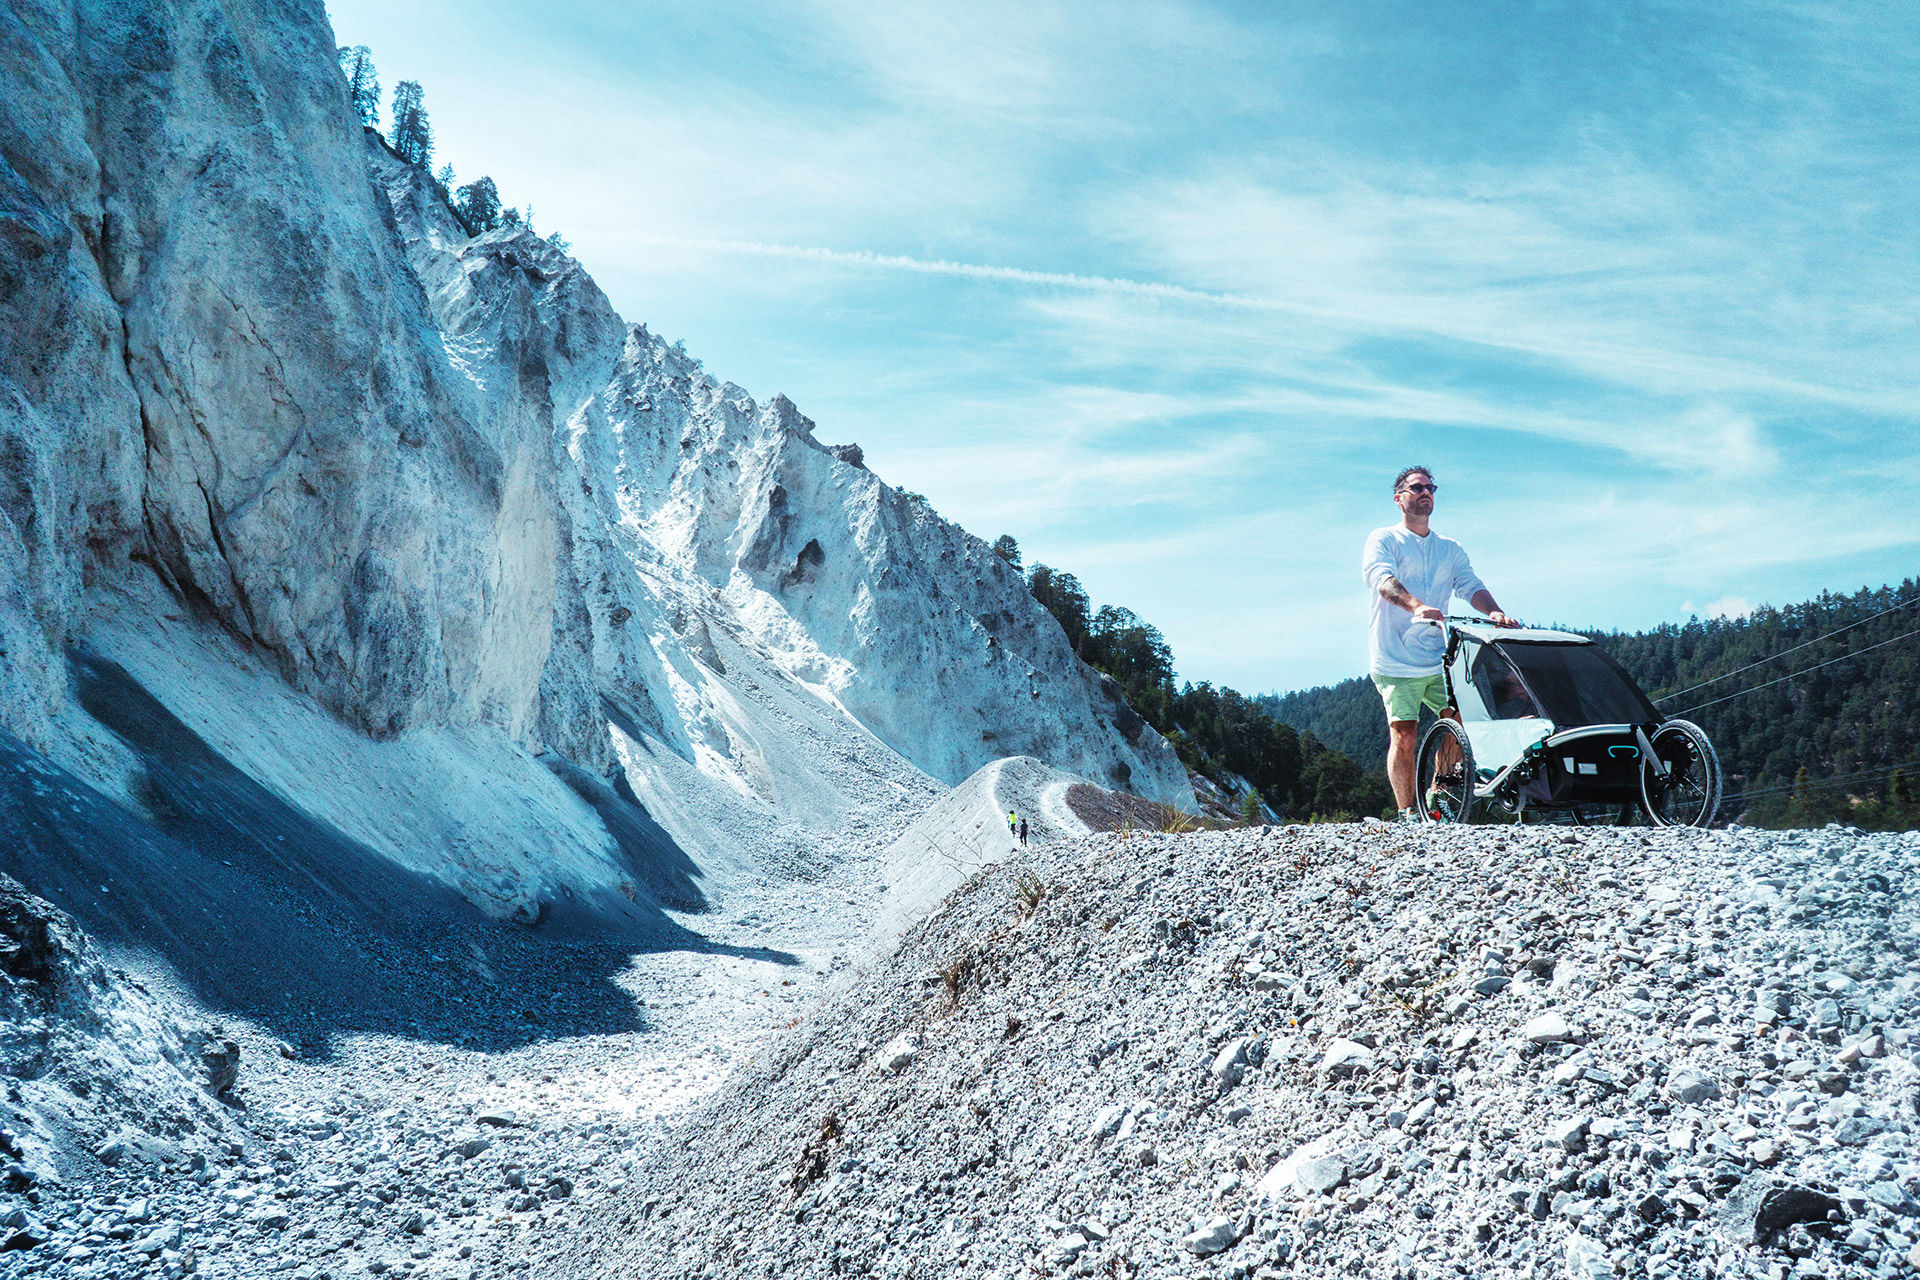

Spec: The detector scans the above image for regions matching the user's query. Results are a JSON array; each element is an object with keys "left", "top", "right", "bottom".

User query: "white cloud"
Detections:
[{"left": 1100, "top": 165, "right": 1920, "bottom": 412}]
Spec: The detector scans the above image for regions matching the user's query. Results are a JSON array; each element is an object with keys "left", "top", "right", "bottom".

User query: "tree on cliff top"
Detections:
[
  {"left": 338, "top": 46, "right": 379, "bottom": 127},
  {"left": 389, "top": 81, "right": 432, "bottom": 167},
  {"left": 456, "top": 176, "right": 500, "bottom": 231},
  {"left": 1027, "top": 564, "right": 1090, "bottom": 654}
]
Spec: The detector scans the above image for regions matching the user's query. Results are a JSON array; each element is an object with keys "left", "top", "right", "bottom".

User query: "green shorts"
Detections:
[{"left": 1372, "top": 672, "right": 1448, "bottom": 723}]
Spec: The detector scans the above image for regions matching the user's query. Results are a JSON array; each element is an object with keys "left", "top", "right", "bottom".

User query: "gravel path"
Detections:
[
  {"left": 0, "top": 819, "right": 894, "bottom": 1280},
  {"left": 541, "top": 821, "right": 1920, "bottom": 1280}
]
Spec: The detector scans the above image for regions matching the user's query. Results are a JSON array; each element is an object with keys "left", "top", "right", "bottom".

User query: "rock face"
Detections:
[
  {"left": 1, "top": 0, "right": 579, "bottom": 750},
  {"left": 561, "top": 330, "right": 1186, "bottom": 798},
  {"left": 365, "top": 135, "right": 1187, "bottom": 803},
  {"left": 0, "top": 875, "right": 241, "bottom": 1186},
  {"left": 0, "top": 0, "right": 1192, "bottom": 912}
]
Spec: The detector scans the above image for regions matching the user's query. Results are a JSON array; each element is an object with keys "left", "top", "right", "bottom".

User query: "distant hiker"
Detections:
[
  {"left": 1006, "top": 810, "right": 1018, "bottom": 838},
  {"left": 1361, "top": 466, "right": 1516, "bottom": 822},
  {"left": 1018, "top": 818, "right": 1028, "bottom": 846}
]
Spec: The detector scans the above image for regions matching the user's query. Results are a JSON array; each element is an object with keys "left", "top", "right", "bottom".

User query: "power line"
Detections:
[
  {"left": 1724, "top": 757, "right": 1920, "bottom": 805},
  {"left": 1654, "top": 593, "right": 1919, "bottom": 705},
  {"left": 1671, "top": 624, "right": 1920, "bottom": 716}
]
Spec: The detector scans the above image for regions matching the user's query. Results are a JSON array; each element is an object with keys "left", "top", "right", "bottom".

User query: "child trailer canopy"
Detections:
[{"left": 1415, "top": 618, "right": 1721, "bottom": 827}]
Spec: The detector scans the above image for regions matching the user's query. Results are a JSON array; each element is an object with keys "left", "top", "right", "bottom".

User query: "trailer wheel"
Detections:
[
  {"left": 1416, "top": 719, "right": 1476, "bottom": 823},
  {"left": 1639, "top": 719, "right": 1722, "bottom": 828}
]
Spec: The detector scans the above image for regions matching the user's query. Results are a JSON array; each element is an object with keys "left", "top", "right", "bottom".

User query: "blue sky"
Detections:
[{"left": 326, "top": 0, "right": 1919, "bottom": 695}]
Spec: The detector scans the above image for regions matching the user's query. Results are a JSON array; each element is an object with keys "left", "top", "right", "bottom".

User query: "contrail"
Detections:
[
  {"left": 626, "top": 234, "right": 1323, "bottom": 317},
  {"left": 620, "top": 234, "right": 1907, "bottom": 415}
]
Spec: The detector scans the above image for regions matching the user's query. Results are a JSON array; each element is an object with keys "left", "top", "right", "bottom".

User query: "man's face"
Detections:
[{"left": 1395, "top": 472, "right": 1436, "bottom": 520}]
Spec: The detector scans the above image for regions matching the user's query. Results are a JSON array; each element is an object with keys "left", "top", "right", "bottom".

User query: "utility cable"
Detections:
[
  {"left": 1723, "top": 756, "right": 1920, "bottom": 805},
  {"left": 1654, "top": 593, "right": 1918, "bottom": 705},
  {"left": 1670, "top": 624, "right": 1920, "bottom": 717}
]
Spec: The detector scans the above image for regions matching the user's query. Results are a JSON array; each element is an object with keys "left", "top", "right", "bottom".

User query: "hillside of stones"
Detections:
[{"left": 547, "top": 822, "right": 1920, "bottom": 1280}]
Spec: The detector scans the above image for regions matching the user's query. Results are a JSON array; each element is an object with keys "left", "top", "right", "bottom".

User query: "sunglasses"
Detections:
[{"left": 1400, "top": 483, "right": 1437, "bottom": 494}]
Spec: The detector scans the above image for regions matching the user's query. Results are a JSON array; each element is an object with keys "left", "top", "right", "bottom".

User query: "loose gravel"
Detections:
[
  {"left": 7, "top": 821, "right": 1918, "bottom": 1280},
  {"left": 0, "top": 827, "right": 887, "bottom": 1280},
  {"left": 541, "top": 821, "right": 1920, "bottom": 1280}
]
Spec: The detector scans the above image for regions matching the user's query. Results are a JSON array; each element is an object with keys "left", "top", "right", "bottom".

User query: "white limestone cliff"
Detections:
[
  {"left": 0, "top": 0, "right": 585, "bottom": 754},
  {"left": 364, "top": 138, "right": 1191, "bottom": 809},
  {"left": 0, "top": 0, "right": 1191, "bottom": 930}
]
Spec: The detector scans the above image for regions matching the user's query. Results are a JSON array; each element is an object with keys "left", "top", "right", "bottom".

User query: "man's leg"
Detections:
[{"left": 1387, "top": 719, "right": 1419, "bottom": 810}]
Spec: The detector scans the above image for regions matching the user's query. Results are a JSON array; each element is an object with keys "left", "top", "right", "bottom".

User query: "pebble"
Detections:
[
  {"left": 1525, "top": 1013, "right": 1575, "bottom": 1044},
  {"left": 1667, "top": 1068, "right": 1722, "bottom": 1104},
  {"left": 877, "top": 1034, "right": 919, "bottom": 1072},
  {"left": 1550, "top": 1115, "right": 1591, "bottom": 1152},
  {"left": 1181, "top": 1216, "right": 1239, "bottom": 1254},
  {"left": 1319, "top": 1039, "right": 1374, "bottom": 1079},
  {"left": 565, "top": 825, "right": 1920, "bottom": 1279}
]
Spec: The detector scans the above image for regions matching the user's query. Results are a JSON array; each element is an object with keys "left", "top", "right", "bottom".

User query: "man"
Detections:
[{"left": 1361, "top": 466, "right": 1516, "bottom": 821}]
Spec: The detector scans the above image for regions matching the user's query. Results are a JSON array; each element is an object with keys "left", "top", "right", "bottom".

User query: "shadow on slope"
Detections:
[
  {"left": 543, "top": 755, "right": 708, "bottom": 914},
  {"left": 0, "top": 655, "right": 795, "bottom": 1059}
]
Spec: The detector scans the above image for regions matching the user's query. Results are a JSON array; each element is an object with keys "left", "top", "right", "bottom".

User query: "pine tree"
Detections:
[
  {"left": 337, "top": 46, "right": 379, "bottom": 127},
  {"left": 434, "top": 164, "right": 456, "bottom": 202},
  {"left": 1784, "top": 766, "right": 1818, "bottom": 828},
  {"left": 1239, "top": 790, "right": 1264, "bottom": 826},
  {"left": 1027, "top": 564, "right": 1090, "bottom": 653},
  {"left": 389, "top": 80, "right": 432, "bottom": 167},
  {"left": 455, "top": 176, "right": 500, "bottom": 232},
  {"left": 991, "top": 535, "right": 1021, "bottom": 571},
  {"left": 1890, "top": 770, "right": 1916, "bottom": 830}
]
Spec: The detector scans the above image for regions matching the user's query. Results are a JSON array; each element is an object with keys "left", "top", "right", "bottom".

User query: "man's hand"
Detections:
[
  {"left": 1411, "top": 605, "right": 1444, "bottom": 622},
  {"left": 1468, "top": 590, "right": 1517, "bottom": 627}
]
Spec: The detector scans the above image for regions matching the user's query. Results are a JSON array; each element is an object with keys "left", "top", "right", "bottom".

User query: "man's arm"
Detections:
[
  {"left": 1379, "top": 575, "right": 1443, "bottom": 621},
  {"left": 1469, "top": 588, "right": 1517, "bottom": 628}
]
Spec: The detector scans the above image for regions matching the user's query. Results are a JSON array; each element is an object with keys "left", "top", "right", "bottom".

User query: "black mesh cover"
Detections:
[{"left": 1490, "top": 641, "right": 1659, "bottom": 728}]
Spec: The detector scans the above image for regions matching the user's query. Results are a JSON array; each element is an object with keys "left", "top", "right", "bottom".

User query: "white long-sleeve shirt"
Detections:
[{"left": 1360, "top": 525, "right": 1488, "bottom": 677}]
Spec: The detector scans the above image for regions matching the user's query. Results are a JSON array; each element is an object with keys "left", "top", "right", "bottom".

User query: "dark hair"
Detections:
[{"left": 1394, "top": 466, "right": 1434, "bottom": 492}]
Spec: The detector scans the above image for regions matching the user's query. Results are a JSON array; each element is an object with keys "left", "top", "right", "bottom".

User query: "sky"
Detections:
[{"left": 326, "top": 0, "right": 1920, "bottom": 695}]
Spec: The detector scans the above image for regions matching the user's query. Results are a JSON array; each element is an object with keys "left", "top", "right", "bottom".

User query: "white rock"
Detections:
[
  {"left": 1319, "top": 1039, "right": 1375, "bottom": 1078},
  {"left": 1666, "top": 1069, "right": 1721, "bottom": 1105},
  {"left": 1258, "top": 1137, "right": 1350, "bottom": 1199},
  {"left": 1552, "top": 1052, "right": 1593, "bottom": 1084},
  {"left": 1181, "top": 1216, "right": 1239, "bottom": 1255},
  {"left": 877, "top": 1035, "right": 919, "bottom": 1073},
  {"left": 1525, "top": 1013, "right": 1575, "bottom": 1044},
  {"left": 1564, "top": 1229, "right": 1612, "bottom": 1280},
  {"left": 1548, "top": 1116, "right": 1590, "bottom": 1152},
  {"left": 1211, "top": 1037, "right": 1252, "bottom": 1086}
]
